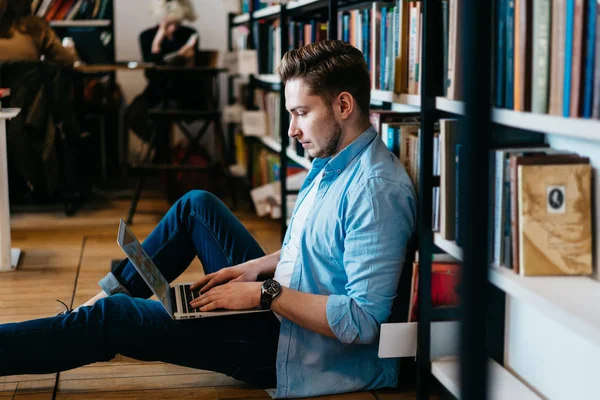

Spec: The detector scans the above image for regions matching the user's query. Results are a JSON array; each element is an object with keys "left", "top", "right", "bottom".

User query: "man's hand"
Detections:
[
  {"left": 190, "top": 282, "right": 262, "bottom": 311},
  {"left": 190, "top": 263, "right": 260, "bottom": 293}
]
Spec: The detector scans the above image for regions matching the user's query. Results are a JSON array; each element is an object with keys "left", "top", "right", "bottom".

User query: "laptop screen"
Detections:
[{"left": 117, "top": 220, "right": 171, "bottom": 311}]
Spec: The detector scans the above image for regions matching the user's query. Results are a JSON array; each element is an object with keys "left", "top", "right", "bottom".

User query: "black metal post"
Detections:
[
  {"left": 417, "top": 0, "right": 444, "bottom": 398},
  {"left": 459, "top": 0, "right": 492, "bottom": 397},
  {"left": 328, "top": 0, "right": 338, "bottom": 40},
  {"left": 279, "top": 5, "right": 290, "bottom": 240}
]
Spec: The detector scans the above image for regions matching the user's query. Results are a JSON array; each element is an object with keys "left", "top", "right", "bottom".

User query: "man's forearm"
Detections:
[
  {"left": 270, "top": 288, "right": 335, "bottom": 338},
  {"left": 247, "top": 250, "right": 280, "bottom": 277}
]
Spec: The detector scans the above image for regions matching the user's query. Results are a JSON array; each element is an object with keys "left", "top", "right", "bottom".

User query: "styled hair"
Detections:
[
  {"left": 0, "top": 0, "right": 40, "bottom": 39},
  {"left": 150, "top": 0, "right": 197, "bottom": 22},
  {"left": 277, "top": 40, "right": 371, "bottom": 119}
]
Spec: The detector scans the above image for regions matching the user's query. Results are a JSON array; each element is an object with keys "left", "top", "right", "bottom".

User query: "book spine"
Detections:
[
  {"left": 531, "top": 0, "right": 551, "bottom": 113},
  {"left": 455, "top": 143, "right": 462, "bottom": 247},
  {"left": 593, "top": 0, "right": 600, "bottom": 118},
  {"left": 583, "top": 0, "right": 597, "bottom": 117},
  {"left": 564, "top": 0, "right": 575, "bottom": 116},
  {"left": 570, "top": 0, "right": 585, "bottom": 116},
  {"left": 548, "top": 0, "right": 566, "bottom": 114},
  {"left": 495, "top": 0, "right": 506, "bottom": 107},
  {"left": 380, "top": 7, "right": 388, "bottom": 90},
  {"left": 443, "top": 0, "right": 450, "bottom": 97},
  {"left": 506, "top": 0, "right": 515, "bottom": 109},
  {"left": 363, "top": 9, "right": 371, "bottom": 72}
]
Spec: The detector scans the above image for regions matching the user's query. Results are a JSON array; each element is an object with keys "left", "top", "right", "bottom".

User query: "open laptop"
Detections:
[{"left": 116, "top": 219, "right": 268, "bottom": 320}]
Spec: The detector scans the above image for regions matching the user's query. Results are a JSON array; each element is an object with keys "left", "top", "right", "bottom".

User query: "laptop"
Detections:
[{"left": 116, "top": 219, "right": 268, "bottom": 320}]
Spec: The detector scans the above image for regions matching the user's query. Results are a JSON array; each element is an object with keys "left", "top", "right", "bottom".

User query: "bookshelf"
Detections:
[
  {"left": 431, "top": 358, "right": 541, "bottom": 400},
  {"left": 259, "top": 136, "right": 313, "bottom": 169},
  {"left": 435, "top": 97, "right": 465, "bottom": 115},
  {"left": 49, "top": 20, "right": 111, "bottom": 27},
  {"left": 231, "top": 0, "right": 600, "bottom": 398}
]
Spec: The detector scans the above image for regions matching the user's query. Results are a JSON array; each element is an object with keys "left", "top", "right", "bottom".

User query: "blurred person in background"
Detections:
[
  {"left": 0, "top": 0, "right": 77, "bottom": 65},
  {"left": 126, "top": 0, "right": 200, "bottom": 144}
]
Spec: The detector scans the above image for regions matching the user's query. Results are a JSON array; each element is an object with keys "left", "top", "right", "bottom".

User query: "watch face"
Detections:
[{"left": 263, "top": 279, "right": 281, "bottom": 295}]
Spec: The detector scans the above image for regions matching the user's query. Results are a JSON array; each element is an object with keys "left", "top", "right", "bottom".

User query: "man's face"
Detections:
[{"left": 285, "top": 78, "right": 343, "bottom": 159}]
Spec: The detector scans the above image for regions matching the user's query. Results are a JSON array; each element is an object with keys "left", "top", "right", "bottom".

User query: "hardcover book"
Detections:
[{"left": 518, "top": 163, "right": 592, "bottom": 276}]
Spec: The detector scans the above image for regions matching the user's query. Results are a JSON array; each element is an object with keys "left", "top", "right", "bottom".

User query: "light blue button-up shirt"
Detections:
[{"left": 271, "top": 125, "right": 417, "bottom": 398}]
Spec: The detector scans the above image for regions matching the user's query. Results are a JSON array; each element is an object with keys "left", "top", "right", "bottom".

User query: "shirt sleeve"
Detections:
[
  {"left": 39, "top": 24, "right": 77, "bottom": 66},
  {"left": 326, "top": 177, "right": 416, "bottom": 344}
]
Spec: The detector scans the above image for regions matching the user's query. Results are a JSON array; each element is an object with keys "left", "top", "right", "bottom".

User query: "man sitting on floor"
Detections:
[{"left": 0, "top": 40, "right": 416, "bottom": 399}]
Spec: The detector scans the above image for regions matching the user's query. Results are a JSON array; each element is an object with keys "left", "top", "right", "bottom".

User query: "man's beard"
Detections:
[{"left": 313, "top": 118, "right": 343, "bottom": 158}]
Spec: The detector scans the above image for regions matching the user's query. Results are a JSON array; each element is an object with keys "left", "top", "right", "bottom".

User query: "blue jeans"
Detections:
[{"left": 0, "top": 191, "right": 280, "bottom": 387}]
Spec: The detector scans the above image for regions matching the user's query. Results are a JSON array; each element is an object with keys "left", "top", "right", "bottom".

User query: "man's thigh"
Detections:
[{"left": 100, "top": 295, "right": 280, "bottom": 386}]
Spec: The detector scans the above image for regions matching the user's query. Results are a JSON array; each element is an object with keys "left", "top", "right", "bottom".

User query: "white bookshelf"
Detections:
[
  {"left": 232, "top": 13, "right": 250, "bottom": 24},
  {"left": 433, "top": 233, "right": 463, "bottom": 261},
  {"left": 489, "top": 266, "right": 600, "bottom": 348},
  {"left": 259, "top": 136, "right": 312, "bottom": 170},
  {"left": 256, "top": 74, "right": 281, "bottom": 85},
  {"left": 371, "top": 90, "right": 422, "bottom": 108},
  {"left": 49, "top": 20, "right": 111, "bottom": 27},
  {"left": 253, "top": 4, "right": 281, "bottom": 18},
  {"left": 491, "top": 108, "right": 600, "bottom": 142},
  {"left": 433, "top": 231, "right": 600, "bottom": 349},
  {"left": 432, "top": 358, "right": 541, "bottom": 400},
  {"left": 436, "top": 97, "right": 465, "bottom": 115},
  {"left": 288, "top": 0, "right": 325, "bottom": 10}
]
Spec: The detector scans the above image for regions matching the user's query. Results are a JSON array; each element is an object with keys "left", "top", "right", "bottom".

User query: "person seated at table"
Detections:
[
  {"left": 125, "top": 0, "right": 199, "bottom": 144},
  {"left": 0, "top": 0, "right": 77, "bottom": 66}
]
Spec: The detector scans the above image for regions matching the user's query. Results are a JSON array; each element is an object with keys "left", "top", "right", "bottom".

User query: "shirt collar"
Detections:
[{"left": 312, "top": 125, "right": 377, "bottom": 176}]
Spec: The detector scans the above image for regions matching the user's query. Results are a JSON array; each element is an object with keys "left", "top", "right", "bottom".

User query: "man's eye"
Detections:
[{"left": 297, "top": 113, "right": 306, "bottom": 117}]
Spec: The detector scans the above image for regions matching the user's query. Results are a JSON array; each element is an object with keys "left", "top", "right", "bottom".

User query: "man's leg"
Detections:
[
  {"left": 99, "top": 190, "right": 266, "bottom": 300},
  {"left": 0, "top": 295, "right": 280, "bottom": 387}
]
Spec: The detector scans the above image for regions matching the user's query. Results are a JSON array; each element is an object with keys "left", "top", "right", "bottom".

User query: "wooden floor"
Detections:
[{"left": 0, "top": 191, "right": 429, "bottom": 400}]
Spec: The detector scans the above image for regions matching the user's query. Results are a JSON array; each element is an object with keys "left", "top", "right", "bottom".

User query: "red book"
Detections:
[
  {"left": 0, "top": 89, "right": 10, "bottom": 98},
  {"left": 408, "top": 261, "right": 461, "bottom": 322}
]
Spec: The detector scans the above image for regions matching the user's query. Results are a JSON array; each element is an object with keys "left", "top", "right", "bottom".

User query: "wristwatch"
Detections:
[{"left": 260, "top": 279, "right": 282, "bottom": 310}]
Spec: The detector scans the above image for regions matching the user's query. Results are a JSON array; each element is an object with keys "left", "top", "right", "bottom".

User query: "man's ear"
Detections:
[{"left": 336, "top": 92, "right": 354, "bottom": 121}]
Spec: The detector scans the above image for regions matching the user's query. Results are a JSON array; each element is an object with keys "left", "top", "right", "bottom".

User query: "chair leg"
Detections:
[{"left": 127, "top": 175, "right": 146, "bottom": 225}]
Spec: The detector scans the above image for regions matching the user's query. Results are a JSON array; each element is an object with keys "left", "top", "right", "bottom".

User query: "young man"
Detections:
[{"left": 0, "top": 40, "right": 416, "bottom": 399}]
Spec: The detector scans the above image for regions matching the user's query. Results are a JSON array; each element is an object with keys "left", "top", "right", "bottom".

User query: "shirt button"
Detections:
[{"left": 337, "top": 169, "right": 341, "bottom": 173}]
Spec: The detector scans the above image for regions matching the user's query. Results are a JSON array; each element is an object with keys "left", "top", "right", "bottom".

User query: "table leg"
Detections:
[{"left": 0, "top": 117, "right": 21, "bottom": 272}]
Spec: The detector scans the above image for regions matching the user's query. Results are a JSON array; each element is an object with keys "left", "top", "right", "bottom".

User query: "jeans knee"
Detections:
[{"left": 179, "top": 190, "right": 220, "bottom": 215}]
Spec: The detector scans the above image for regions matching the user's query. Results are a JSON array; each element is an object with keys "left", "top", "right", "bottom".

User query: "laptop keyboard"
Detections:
[{"left": 179, "top": 284, "right": 200, "bottom": 314}]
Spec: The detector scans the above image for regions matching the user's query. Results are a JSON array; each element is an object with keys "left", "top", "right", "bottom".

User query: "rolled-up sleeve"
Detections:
[{"left": 326, "top": 177, "right": 416, "bottom": 344}]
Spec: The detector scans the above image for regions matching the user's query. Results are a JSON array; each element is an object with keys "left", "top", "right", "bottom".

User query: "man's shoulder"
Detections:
[{"left": 355, "top": 140, "right": 414, "bottom": 192}]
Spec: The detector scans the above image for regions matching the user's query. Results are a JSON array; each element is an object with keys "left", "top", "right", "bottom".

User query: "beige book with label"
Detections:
[{"left": 518, "top": 163, "right": 592, "bottom": 276}]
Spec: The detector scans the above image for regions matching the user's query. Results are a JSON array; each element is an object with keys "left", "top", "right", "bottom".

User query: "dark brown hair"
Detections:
[
  {"left": 277, "top": 40, "right": 371, "bottom": 120},
  {"left": 0, "top": 0, "right": 40, "bottom": 39}
]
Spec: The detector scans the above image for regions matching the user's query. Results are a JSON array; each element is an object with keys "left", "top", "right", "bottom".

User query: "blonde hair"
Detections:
[{"left": 150, "top": 0, "right": 197, "bottom": 22}]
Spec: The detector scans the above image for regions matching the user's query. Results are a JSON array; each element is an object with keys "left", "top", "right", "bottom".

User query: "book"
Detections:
[
  {"left": 593, "top": 0, "right": 600, "bottom": 118},
  {"left": 408, "top": 258, "right": 461, "bottom": 322},
  {"left": 447, "top": 0, "right": 462, "bottom": 99},
  {"left": 439, "top": 119, "right": 459, "bottom": 240},
  {"left": 509, "top": 153, "right": 586, "bottom": 274},
  {"left": 582, "top": 0, "right": 598, "bottom": 117},
  {"left": 518, "top": 163, "right": 592, "bottom": 276},
  {"left": 548, "top": 0, "right": 567, "bottom": 115},
  {"left": 569, "top": 0, "right": 585, "bottom": 116},
  {"left": 564, "top": 0, "right": 576, "bottom": 116},
  {"left": 531, "top": 0, "right": 551, "bottom": 113}
]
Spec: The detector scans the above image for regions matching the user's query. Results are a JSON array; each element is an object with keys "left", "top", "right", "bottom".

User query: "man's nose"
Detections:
[{"left": 288, "top": 126, "right": 301, "bottom": 138}]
